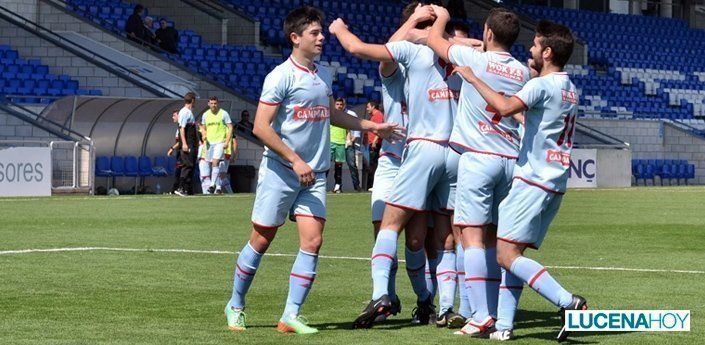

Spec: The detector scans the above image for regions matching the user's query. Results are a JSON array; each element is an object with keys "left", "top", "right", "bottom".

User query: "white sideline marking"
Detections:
[{"left": 0, "top": 247, "right": 703, "bottom": 275}]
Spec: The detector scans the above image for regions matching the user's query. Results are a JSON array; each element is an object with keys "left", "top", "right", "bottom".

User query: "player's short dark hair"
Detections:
[
  {"left": 446, "top": 20, "right": 470, "bottom": 36},
  {"left": 367, "top": 100, "right": 380, "bottom": 110},
  {"left": 209, "top": 96, "right": 218, "bottom": 102},
  {"left": 133, "top": 4, "right": 144, "bottom": 14},
  {"left": 535, "top": 20, "right": 574, "bottom": 68},
  {"left": 184, "top": 92, "right": 196, "bottom": 104},
  {"left": 241, "top": 109, "right": 249, "bottom": 116},
  {"left": 172, "top": 108, "right": 180, "bottom": 114},
  {"left": 283, "top": 6, "right": 324, "bottom": 46},
  {"left": 335, "top": 97, "right": 345, "bottom": 104},
  {"left": 400, "top": 1, "right": 434, "bottom": 30},
  {"left": 485, "top": 8, "right": 520, "bottom": 50}
]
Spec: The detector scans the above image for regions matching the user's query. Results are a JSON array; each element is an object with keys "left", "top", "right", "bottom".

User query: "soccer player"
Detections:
[
  {"left": 200, "top": 96, "right": 233, "bottom": 194},
  {"left": 175, "top": 92, "right": 198, "bottom": 196},
  {"left": 335, "top": 97, "right": 361, "bottom": 191},
  {"left": 224, "top": 6, "right": 401, "bottom": 335},
  {"left": 197, "top": 142, "right": 211, "bottom": 194},
  {"left": 218, "top": 139, "right": 236, "bottom": 193},
  {"left": 452, "top": 20, "right": 587, "bottom": 341},
  {"left": 328, "top": 3, "right": 463, "bottom": 328},
  {"left": 330, "top": 116, "right": 347, "bottom": 193},
  {"left": 426, "top": 5, "right": 530, "bottom": 337}
]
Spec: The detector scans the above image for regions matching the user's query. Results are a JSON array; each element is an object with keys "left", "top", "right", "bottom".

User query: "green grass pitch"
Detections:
[{"left": 1, "top": 187, "right": 703, "bottom": 344}]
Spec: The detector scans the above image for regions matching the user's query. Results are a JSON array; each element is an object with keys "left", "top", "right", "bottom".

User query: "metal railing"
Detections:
[
  {"left": 0, "top": 3, "right": 184, "bottom": 99},
  {"left": 0, "top": 101, "right": 89, "bottom": 142}
]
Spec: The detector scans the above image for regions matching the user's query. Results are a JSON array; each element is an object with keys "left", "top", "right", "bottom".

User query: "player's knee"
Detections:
[
  {"left": 496, "top": 246, "right": 519, "bottom": 269},
  {"left": 405, "top": 236, "right": 424, "bottom": 252},
  {"left": 301, "top": 235, "right": 323, "bottom": 253}
]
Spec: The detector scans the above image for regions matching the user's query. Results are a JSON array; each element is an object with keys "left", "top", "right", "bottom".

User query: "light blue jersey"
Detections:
[
  {"left": 259, "top": 57, "right": 333, "bottom": 172},
  {"left": 448, "top": 46, "right": 529, "bottom": 158},
  {"left": 513, "top": 72, "right": 578, "bottom": 193},
  {"left": 385, "top": 41, "right": 461, "bottom": 142},
  {"left": 379, "top": 64, "right": 409, "bottom": 160}
]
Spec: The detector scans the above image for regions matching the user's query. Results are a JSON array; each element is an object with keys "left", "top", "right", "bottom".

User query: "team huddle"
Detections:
[{"left": 224, "top": 2, "right": 586, "bottom": 341}]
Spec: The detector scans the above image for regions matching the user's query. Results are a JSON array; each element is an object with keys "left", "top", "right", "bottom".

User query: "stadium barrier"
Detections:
[{"left": 0, "top": 139, "right": 94, "bottom": 196}]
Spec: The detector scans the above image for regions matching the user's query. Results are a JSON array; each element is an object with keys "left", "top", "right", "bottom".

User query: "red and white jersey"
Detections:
[
  {"left": 259, "top": 56, "right": 333, "bottom": 172},
  {"left": 447, "top": 45, "right": 530, "bottom": 158},
  {"left": 385, "top": 41, "right": 461, "bottom": 143},
  {"left": 513, "top": 72, "right": 578, "bottom": 193}
]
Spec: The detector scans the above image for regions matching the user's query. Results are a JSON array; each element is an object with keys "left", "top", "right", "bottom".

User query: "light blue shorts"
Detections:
[
  {"left": 371, "top": 154, "right": 401, "bottom": 222},
  {"left": 251, "top": 157, "right": 327, "bottom": 228},
  {"left": 497, "top": 178, "right": 563, "bottom": 250},
  {"left": 454, "top": 152, "right": 515, "bottom": 227},
  {"left": 429, "top": 148, "right": 460, "bottom": 213},
  {"left": 387, "top": 140, "right": 449, "bottom": 212}
]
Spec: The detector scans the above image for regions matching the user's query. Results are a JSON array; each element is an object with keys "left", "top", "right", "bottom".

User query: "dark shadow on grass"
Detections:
[{"left": 311, "top": 318, "right": 419, "bottom": 331}]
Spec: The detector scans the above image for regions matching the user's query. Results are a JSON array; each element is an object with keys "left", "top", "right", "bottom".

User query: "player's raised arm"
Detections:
[
  {"left": 328, "top": 19, "right": 394, "bottom": 62},
  {"left": 426, "top": 5, "right": 453, "bottom": 62},
  {"left": 329, "top": 97, "right": 405, "bottom": 143},
  {"left": 252, "top": 102, "right": 315, "bottom": 185},
  {"left": 453, "top": 66, "right": 526, "bottom": 117},
  {"left": 379, "top": 4, "right": 435, "bottom": 76}
]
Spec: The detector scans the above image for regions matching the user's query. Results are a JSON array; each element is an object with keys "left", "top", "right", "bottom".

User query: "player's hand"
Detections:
[
  {"left": 372, "top": 122, "right": 406, "bottom": 144},
  {"left": 328, "top": 18, "right": 347, "bottom": 36},
  {"left": 429, "top": 4, "right": 450, "bottom": 21},
  {"left": 468, "top": 38, "right": 484, "bottom": 51},
  {"left": 167, "top": 148, "right": 173, "bottom": 156},
  {"left": 182, "top": 144, "right": 190, "bottom": 153},
  {"left": 452, "top": 66, "right": 477, "bottom": 83},
  {"left": 528, "top": 58, "right": 539, "bottom": 78},
  {"left": 410, "top": 4, "right": 435, "bottom": 23},
  {"left": 292, "top": 158, "right": 315, "bottom": 187}
]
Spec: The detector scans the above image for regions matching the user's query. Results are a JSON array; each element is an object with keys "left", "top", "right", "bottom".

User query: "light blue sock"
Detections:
[
  {"left": 228, "top": 242, "right": 263, "bottom": 309},
  {"left": 486, "top": 247, "right": 501, "bottom": 318},
  {"left": 456, "top": 243, "right": 472, "bottom": 318},
  {"left": 425, "top": 256, "right": 439, "bottom": 301},
  {"left": 388, "top": 256, "right": 398, "bottom": 300},
  {"left": 371, "top": 229, "right": 398, "bottom": 299},
  {"left": 436, "top": 250, "right": 457, "bottom": 314},
  {"left": 510, "top": 256, "right": 573, "bottom": 308},
  {"left": 282, "top": 249, "right": 318, "bottom": 317},
  {"left": 464, "top": 247, "right": 494, "bottom": 322},
  {"left": 496, "top": 268, "right": 524, "bottom": 331},
  {"left": 406, "top": 247, "right": 431, "bottom": 301}
]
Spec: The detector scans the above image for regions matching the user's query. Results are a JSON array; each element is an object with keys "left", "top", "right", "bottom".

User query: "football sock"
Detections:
[
  {"left": 486, "top": 247, "right": 501, "bottom": 318},
  {"left": 371, "top": 229, "right": 398, "bottom": 299},
  {"left": 496, "top": 268, "right": 524, "bottom": 331},
  {"left": 210, "top": 164, "right": 220, "bottom": 187},
  {"left": 465, "top": 247, "right": 495, "bottom": 322},
  {"left": 388, "top": 255, "right": 399, "bottom": 301},
  {"left": 436, "top": 249, "right": 457, "bottom": 314},
  {"left": 456, "top": 243, "right": 472, "bottom": 318},
  {"left": 406, "top": 247, "right": 431, "bottom": 301},
  {"left": 283, "top": 249, "right": 318, "bottom": 317},
  {"left": 228, "top": 242, "right": 263, "bottom": 309},
  {"left": 425, "top": 255, "right": 439, "bottom": 301},
  {"left": 510, "top": 256, "right": 573, "bottom": 308}
]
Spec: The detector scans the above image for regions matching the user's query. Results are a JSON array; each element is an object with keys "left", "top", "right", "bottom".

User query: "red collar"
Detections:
[{"left": 289, "top": 56, "right": 317, "bottom": 74}]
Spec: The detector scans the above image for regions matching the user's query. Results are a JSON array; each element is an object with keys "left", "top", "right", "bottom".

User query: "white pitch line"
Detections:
[{"left": 0, "top": 247, "right": 702, "bottom": 275}]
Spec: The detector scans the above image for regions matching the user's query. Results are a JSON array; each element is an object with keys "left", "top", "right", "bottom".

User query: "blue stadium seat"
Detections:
[
  {"left": 166, "top": 156, "right": 177, "bottom": 176},
  {"left": 152, "top": 156, "right": 169, "bottom": 177}
]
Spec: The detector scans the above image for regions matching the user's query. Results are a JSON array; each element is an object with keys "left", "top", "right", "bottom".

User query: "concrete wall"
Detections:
[
  {"left": 581, "top": 118, "right": 705, "bottom": 184},
  {"left": 139, "top": 0, "right": 256, "bottom": 45},
  {"left": 0, "top": 0, "right": 38, "bottom": 22},
  {"left": 596, "top": 148, "right": 632, "bottom": 187},
  {"left": 0, "top": 110, "right": 59, "bottom": 141}
]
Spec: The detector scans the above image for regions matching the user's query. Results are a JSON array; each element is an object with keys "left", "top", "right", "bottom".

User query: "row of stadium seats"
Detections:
[
  {"left": 631, "top": 159, "right": 695, "bottom": 185},
  {"left": 95, "top": 155, "right": 175, "bottom": 180},
  {"left": 0, "top": 45, "right": 101, "bottom": 104}
]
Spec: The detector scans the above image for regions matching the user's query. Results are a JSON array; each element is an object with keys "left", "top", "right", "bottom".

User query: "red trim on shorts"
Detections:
[
  {"left": 371, "top": 253, "right": 395, "bottom": 261},
  {"left": 454, "top": 222, "right": 492, "bottom": 228},
  {"left": 497, "top": 236, "right": 538, "bottom": 249},
  {"left": 436, "top": 270, "right": 457, "bottom": 276},
  {"left": 406, "top": 137, "right": 450, "bottom": 145},
  {"left": 384, "top": 45, "right": 396, "bottom": 63},
  {"left": 511, "top": 95, "right": 528, "bottom": 110},
  {"left": 465, "top": 277, "right": 502, "bottom": 282},
  {"left": 259, "top": 100, "right": 281, "bottom": 106},
  {"left": 380, "top": 152, "right": 402, "bottom": 160},
  {"left": 293, "top": 214, "right": 326, "bottom": 222},
  {"left": 500, "top": 285, "right": 524, "bottom": 290},
  {"left": 457, "top": 271, "right": 465, "bottom": 275},
  {"left": 385, "top": 201, "right": 428, "bottom": 213},
  {"left": 251, "top": 221, "right": 283, "bottom": 230},
  {"left": 236, "top": 264, "right": 254, "bottom": 276},
  {"left": 528, "top": 268, "right": 547, "bottom": 288},
  {"left": 290, "top": 273, "right": 315, "bottom": 282},
  {"left": 449, "top": 141, "right": 518, "bottom": 159},
  {"left": 513, "top": 177, "right": 565, "bottom": 195}
]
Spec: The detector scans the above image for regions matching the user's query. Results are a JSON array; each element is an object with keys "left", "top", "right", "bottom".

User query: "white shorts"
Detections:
[
  {"left": 454, "top": 152, "right": 515, "bottom": 227},
  {"left": 387, "top": 140, "right": 449, "bottom": 212},
  {"left": 371, "top": 154, "right": 401, "bottom": 222},
  {"left": 497, "top": 178, "right": 563, "bottom": 250},
  {"left": 206, "top": 142, "right": 225, "bottom": 161},
  {"left": 251, "top": 157, "right": 327, "bottom": 228}
]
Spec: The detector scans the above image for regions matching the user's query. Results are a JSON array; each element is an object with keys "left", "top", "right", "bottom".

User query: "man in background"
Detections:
[
  {"left": 156, "top": 18, "right": 179, "bottom": 54},
  {"left": 365, "top": 100, "right": 384, "bottom": 191},
  {"left": 336, "top": 97, "right": 361, "bottom": 191}
]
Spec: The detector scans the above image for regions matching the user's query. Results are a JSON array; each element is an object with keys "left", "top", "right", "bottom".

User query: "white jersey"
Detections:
[
  {"left": 448, "top": 46, "right": 530, "bottom": 158},
  {"left": 513, "top": 72, "right": 578, "bottom": 193},
  {"left": 385, "top": 41, "right": 461, "bottom": 143},
  {"left": 178, "top": 107, "right": 195, "bottom": 128},
  {"left": 379, "top": 64, "right": 409, "bottom": 159},
  {"left": 259, "top": 56, "right": 333, "bottom": 172}
]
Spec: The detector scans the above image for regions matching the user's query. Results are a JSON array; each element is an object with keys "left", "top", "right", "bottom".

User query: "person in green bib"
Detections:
[
  {"left": 200, "top": 96, "right": 234, "bottom": 194},
  {"left": 330, "top": 120, "right": 347, "bottom": 193}
]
